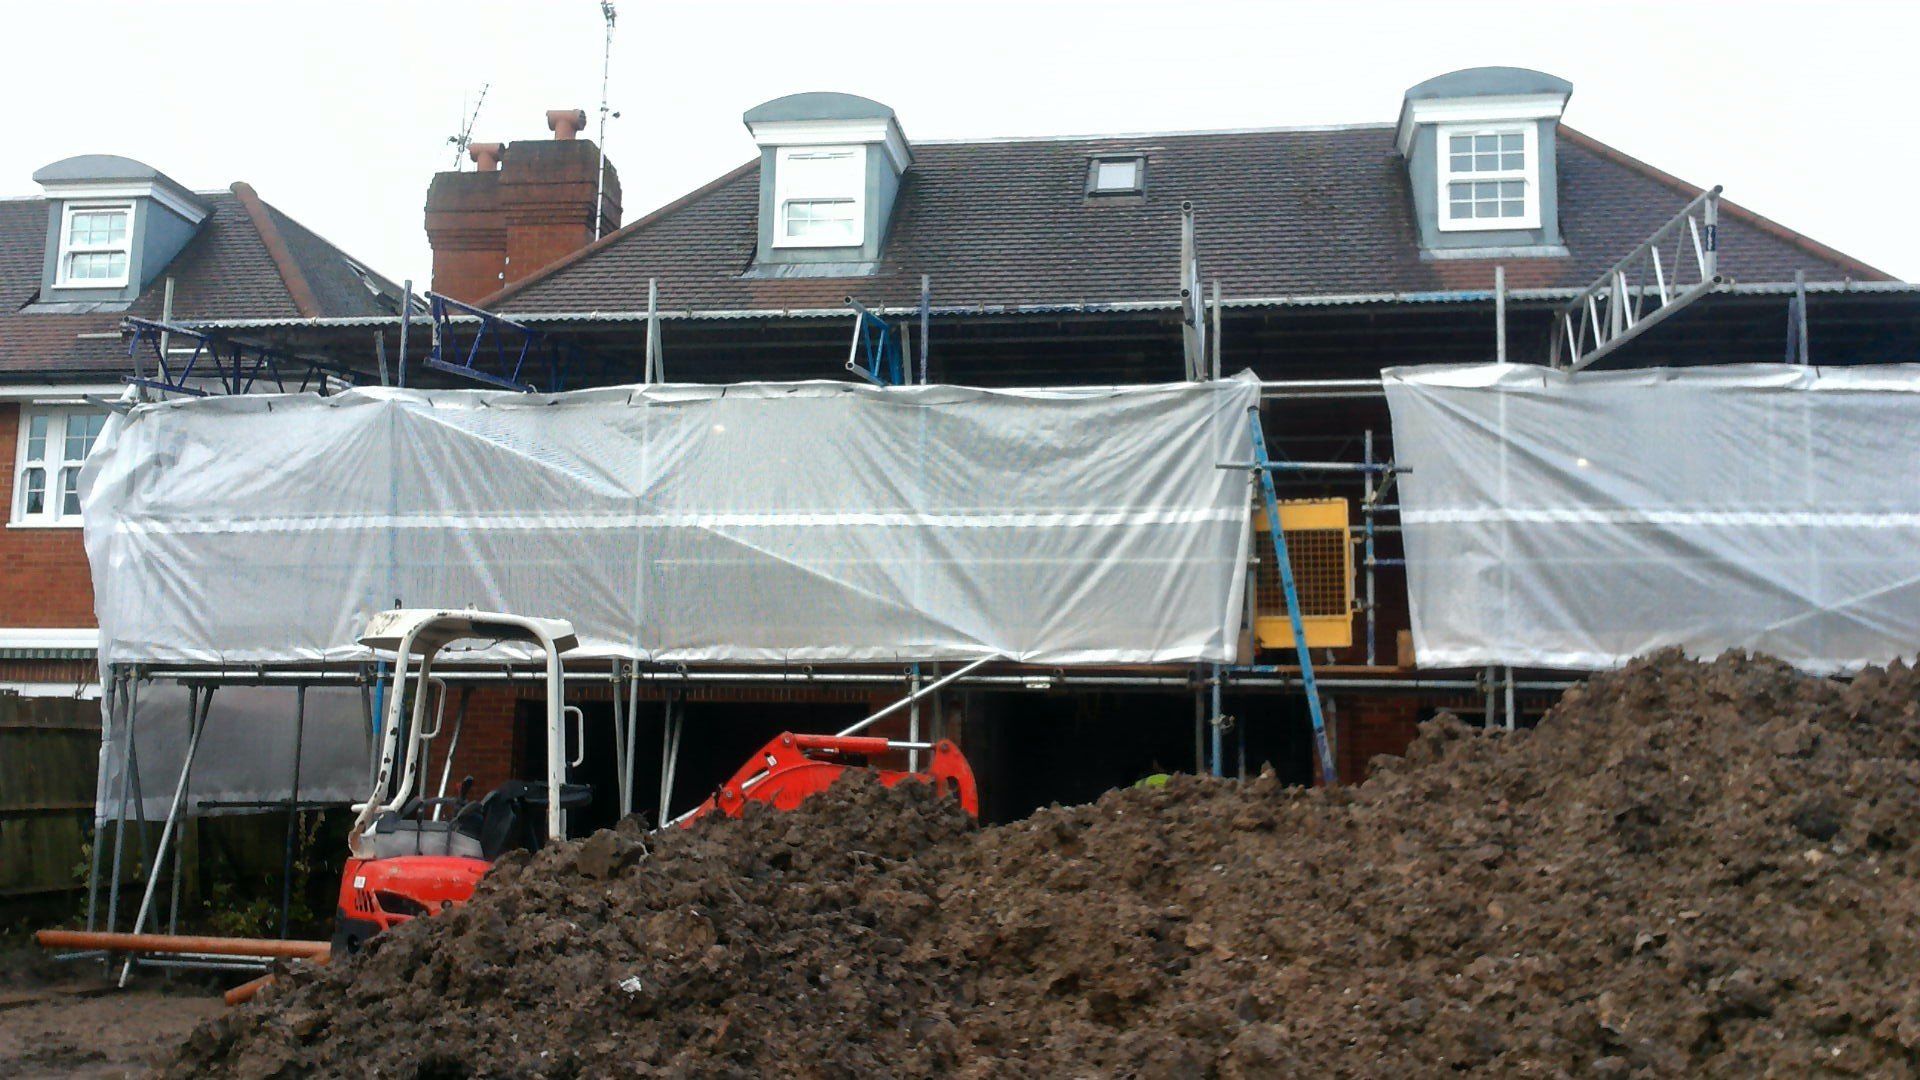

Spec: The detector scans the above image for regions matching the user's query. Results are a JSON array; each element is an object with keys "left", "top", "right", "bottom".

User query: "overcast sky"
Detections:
[{"left": 4, "top": 1, "right": 1913, "bottom": 289}]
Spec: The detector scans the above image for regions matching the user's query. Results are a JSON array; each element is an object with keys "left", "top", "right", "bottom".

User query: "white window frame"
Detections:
[
  {"left": 10, "top": 406, "right": 106, "bottom": 528},
  {"left": 54, "top": 201, "right": 135, "bottom": 288},
  {"left": 771, "top": 144, "right": 866, "bottom": 249},
  {"left": 1436, "top": 123, "right": 1540, "bottom": 232}
]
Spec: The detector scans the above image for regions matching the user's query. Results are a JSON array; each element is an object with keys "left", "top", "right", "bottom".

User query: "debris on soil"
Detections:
[{"left": 171, "top": 651, "right": 1920, "bottom": 1077}]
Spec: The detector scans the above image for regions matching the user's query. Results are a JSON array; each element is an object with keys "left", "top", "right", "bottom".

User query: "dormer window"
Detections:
[
  {"left": 1087, "top": 155, "right": 1145, "bottom": 196},
  {"left": 57, "top": 202, "right": 133, "bottom": 285},
  {"left": 772, "top": 146, "right": 865, "bottom": 248},
  {"left": 1437, "top": 125, "right": 1538, "bottom": 231}
]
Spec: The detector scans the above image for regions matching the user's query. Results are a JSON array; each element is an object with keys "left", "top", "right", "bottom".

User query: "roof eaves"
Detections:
[
  {"left": 1559, "top": 125, "right": 1897, "bottom": 283},
  {"left": 229, "top": 181, "right": 323, "bottom": 317},
  {"left": 479, "top": 157, "right": 761, "bottom": 310}
]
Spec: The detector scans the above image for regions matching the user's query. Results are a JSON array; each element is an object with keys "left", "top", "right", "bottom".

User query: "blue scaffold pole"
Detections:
[{"left": 1246, "top": 407, "right": 1339, "bottom": 784}]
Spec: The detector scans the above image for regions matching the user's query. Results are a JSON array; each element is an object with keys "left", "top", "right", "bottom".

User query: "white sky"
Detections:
[{"left": 4, "top": 0, "right": 1913, "bottom": 288}]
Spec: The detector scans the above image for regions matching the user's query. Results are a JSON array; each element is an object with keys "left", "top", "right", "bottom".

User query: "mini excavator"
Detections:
[{"left": 333, "top": 609, "right": 976, "bottom": 954}]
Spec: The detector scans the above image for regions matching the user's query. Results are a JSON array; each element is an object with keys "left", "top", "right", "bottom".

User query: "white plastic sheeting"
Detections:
[
  {"left": 95, "top": 684, "right": 370, "bottom": 823},
  {"left": 83, "top": 379, "right": 1258, "bottom": 667},
  {"left": 1385, "top": 363, "right": 1920, "bottom": 674}
]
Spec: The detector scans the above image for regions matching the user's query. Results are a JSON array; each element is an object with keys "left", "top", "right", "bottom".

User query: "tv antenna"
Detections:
[
  {"left": 594, "top": 2, "right": 618, "bottom": 239},
  {"left": 447, "top": 82, "right": 492, "bottom": 170}
]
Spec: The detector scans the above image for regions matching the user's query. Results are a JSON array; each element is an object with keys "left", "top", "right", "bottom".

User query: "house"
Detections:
[
  {"left": 97, "top": 68, "right": 1920, "bottom": 819},
  {"left": 0, "top": 154, "right": 409, "bottom": 698}
]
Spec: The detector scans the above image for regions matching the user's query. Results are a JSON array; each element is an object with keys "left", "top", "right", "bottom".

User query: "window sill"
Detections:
[{"left": 6, "top": 520, "right": 84, "bottom": 530}]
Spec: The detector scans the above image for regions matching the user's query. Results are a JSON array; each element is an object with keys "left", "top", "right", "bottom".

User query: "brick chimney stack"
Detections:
[{"left": 424, "top": 110, "right": 622, "bottom": 304}]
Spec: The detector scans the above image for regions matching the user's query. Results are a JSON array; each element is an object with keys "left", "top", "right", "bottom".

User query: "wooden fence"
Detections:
[{"left": 0, "top": 695, "right": 98, "bottom": 901}]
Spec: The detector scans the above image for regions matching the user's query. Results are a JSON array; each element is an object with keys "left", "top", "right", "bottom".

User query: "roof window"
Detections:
[
  {"left": 1437, "top": 125, "right": 1539, "bottom": 231},
  {"left": 56, "top": 203, "right": 132, "bottom": 286},
  {"left": 772, "top": 146, "right": 866, "bottom": 248},
  {"left": 1087, "top": 155, "right": 1145, "bottom": 196}
]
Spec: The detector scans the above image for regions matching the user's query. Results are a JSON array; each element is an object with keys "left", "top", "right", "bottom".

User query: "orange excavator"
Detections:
[{"left": 332, "top": 609, "right": 977, "bottom": 954}]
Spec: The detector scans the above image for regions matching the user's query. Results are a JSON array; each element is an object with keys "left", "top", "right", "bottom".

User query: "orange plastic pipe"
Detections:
[
  {"left": 35, "top": 929, "right": 329, "bottom": 960},
  {"left": 224, "top": 946, "right": 331, "bottom": 1008}
]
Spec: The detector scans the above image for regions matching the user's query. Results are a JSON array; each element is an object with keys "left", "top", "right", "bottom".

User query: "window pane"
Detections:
[
  {"left": 1475, "top": 153, "right": 1497, "bottom": 171},
  {"left": 64, "top": 411, "right": 104, "bottom": 462},
  {"left": 1093, "top": 159, "right": 1139, "bottom": 191},
  {"left": 61, "top": 467, "right": 81, "bottom": 517},
  {"left": 68, "top": 209, "right": 128, "bottom": 246},
  {"left": 1501, "top": 152, "right": 1523, "bottom": 170},
  {"left": 1501, "top": 200, "right": 1524, "bottom": 217},
  {"left": 783, "top": 199, "right": 856, "bottom": 242},
  {"left": 26, "top": 413, "right": 47, "bottom": 460},
  {"left": 22, "top": 467, "right": 44, "bottom": 515},
  {"left": 1449, "top": 153, "right": 1471, "bottom": 173},
  {"left": 1500, "top": 181, "right": 1524, "bottom": 199},
  {"left": 1474, "top": 135, "right": 1495, "bottom": 153},
  {"left": 1500, "top": 133, "right": 1522, "bottom": 152},
  {"left": 1449, "top": 135, "right": 1471, "bottom": 154},
  {"left": 1450, "top": 200, "right": 1473, "bottom": 219}
]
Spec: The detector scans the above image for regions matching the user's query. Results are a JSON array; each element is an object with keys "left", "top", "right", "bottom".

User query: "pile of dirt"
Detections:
[{"left": 172, "top": 651, "right": 1920, "bottom": 1077}]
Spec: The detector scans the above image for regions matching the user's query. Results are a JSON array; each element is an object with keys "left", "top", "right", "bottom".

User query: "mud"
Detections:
[
  {"left": 0, "top": 988, "right": 222, "bottom": 1079},
  {"left": 172, "top": 651, "right": 1920, "bottom": 1077}
]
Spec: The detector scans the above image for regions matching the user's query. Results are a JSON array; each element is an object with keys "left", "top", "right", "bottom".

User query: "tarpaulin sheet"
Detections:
[
  {"left": 83, "top": 379, "right": 1257, "bottom": 667},
  {"left": 1384, "top": 363, "right": 1920, "bottom": 673},
  {"left": 95, "top": 684, "right": 370, "bottom": 823}
]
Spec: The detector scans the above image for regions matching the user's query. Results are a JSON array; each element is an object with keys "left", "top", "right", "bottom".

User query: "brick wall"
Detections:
[
  {"left": 0, "top": 403, "right": 97, "bottom": 629},
  {"left": 1332, "top": 694, "right": 1424, "bottom": 784}
]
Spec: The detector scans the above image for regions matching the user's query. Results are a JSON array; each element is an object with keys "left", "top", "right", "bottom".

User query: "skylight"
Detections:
[{"left": 1088, "top": 156, "right": 1145, "bottom": 196}]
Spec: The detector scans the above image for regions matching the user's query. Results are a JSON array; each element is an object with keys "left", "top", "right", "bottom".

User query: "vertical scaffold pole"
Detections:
[
  {"left": 908, "top": 664, "right": 922, "bottom": 773},
  {"left": 612, "top": 665, "right": 629, "bottom": 815},
  {"left": 278, "top": 685, "right": 306, "bottom": 940},
  {"left": 1495, "top": 264, "right": 1507, "bottom": 364},
  {"left": 105, "top": 674, "right": 141, "bottom": 939},
  {"left": 623, "top": 666, "right": 640, "bottom": 819},
  {"left": 85, "top": 670, "right": 121, "bottom": 934},
  {"left": 1363, "top": 429, "right": 1377, "bottom": 668},
  {"left": 397, "top": 281, "right": 413, "bottom": 389},
  {"left": 918, "top": 275, "right": 931, "bottom": 385},
  {"left": 1209, "top": 664, "right": 1223, "bottom": 778},
  {"left": 1247, "top": 408, "right": 1338, "bottom": 784}
]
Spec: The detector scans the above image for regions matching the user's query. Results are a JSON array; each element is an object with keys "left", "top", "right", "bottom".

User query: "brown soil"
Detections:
[
  {"left": 0, "top": 987, "right": 222, "bottom": 1079},
  {"left": 169, "top": 651, "right": 1920, "bottom": 1077}
]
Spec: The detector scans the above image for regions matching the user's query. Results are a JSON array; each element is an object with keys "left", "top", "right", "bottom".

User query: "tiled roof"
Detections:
[
  {"left": 492, "top": 125, "right": 1892, "bottom": 316},
  {"left": 0, "top": 186, "right": 404, "bottom": 380}
]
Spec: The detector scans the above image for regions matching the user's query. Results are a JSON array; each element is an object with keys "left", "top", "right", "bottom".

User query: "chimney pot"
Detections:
[
  {"left": 546, "top": 109, "right": 588, "bottom": 140},
  {"left": 469, "top": 143, "right": 506, "bottom": 171}
]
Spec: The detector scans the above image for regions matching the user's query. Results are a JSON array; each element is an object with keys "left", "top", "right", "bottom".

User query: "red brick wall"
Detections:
[
  {"left": 1332, "top": 695, "right": 1424, "bottom": 784},
  {"left": 0, "top": 404, "right": 97, "bottom": 628}
]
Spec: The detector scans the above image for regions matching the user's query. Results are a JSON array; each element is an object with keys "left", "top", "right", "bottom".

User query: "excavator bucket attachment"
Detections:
[{"left": 685, "top": 732, "right": 978, "bottom": 824}]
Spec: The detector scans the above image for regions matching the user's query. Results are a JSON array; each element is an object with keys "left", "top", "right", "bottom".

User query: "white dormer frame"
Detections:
[
  {"left": 771, "top": 144, "right": 867, "bottom": 249},
  {"left": 1435, "top": 122, "right": 1540, "bottom": 232},
  {"left": 54, "top": 201, "right": 135, "bottom": 288}
]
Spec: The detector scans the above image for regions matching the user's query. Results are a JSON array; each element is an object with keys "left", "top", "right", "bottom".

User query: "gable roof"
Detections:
[
  {"left": 0, "top": 184, "right": 406, "bottom": 380},
  {"left": 488, "top": 124, "right": 1892, "bottom": 317}
]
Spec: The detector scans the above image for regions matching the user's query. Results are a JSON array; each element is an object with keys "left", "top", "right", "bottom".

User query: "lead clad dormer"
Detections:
[
  {"left": 743, "top": 92, "right": 912, "bottom": 275},
  {"left": 1395, "top": 67, "right": 1572, "bottom": 257},
  {"left": 32, "top": 155, "right": 211, "bottom": 304}
]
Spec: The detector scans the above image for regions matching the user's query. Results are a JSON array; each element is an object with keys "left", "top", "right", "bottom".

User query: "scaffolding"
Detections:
[{"left": 90, "top": 188, "right": 1796, "bottom": 979}]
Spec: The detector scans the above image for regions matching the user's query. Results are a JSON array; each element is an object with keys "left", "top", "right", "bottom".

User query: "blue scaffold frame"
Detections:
[
  {"left": 845, "top": 298, "right": 907, "bottom": 386},
  {"left": 425, "top": 292, "right": 585, "bottom": 393},
  {"left": 121, "top": 317, "right": 360, "bottom": 397}
]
